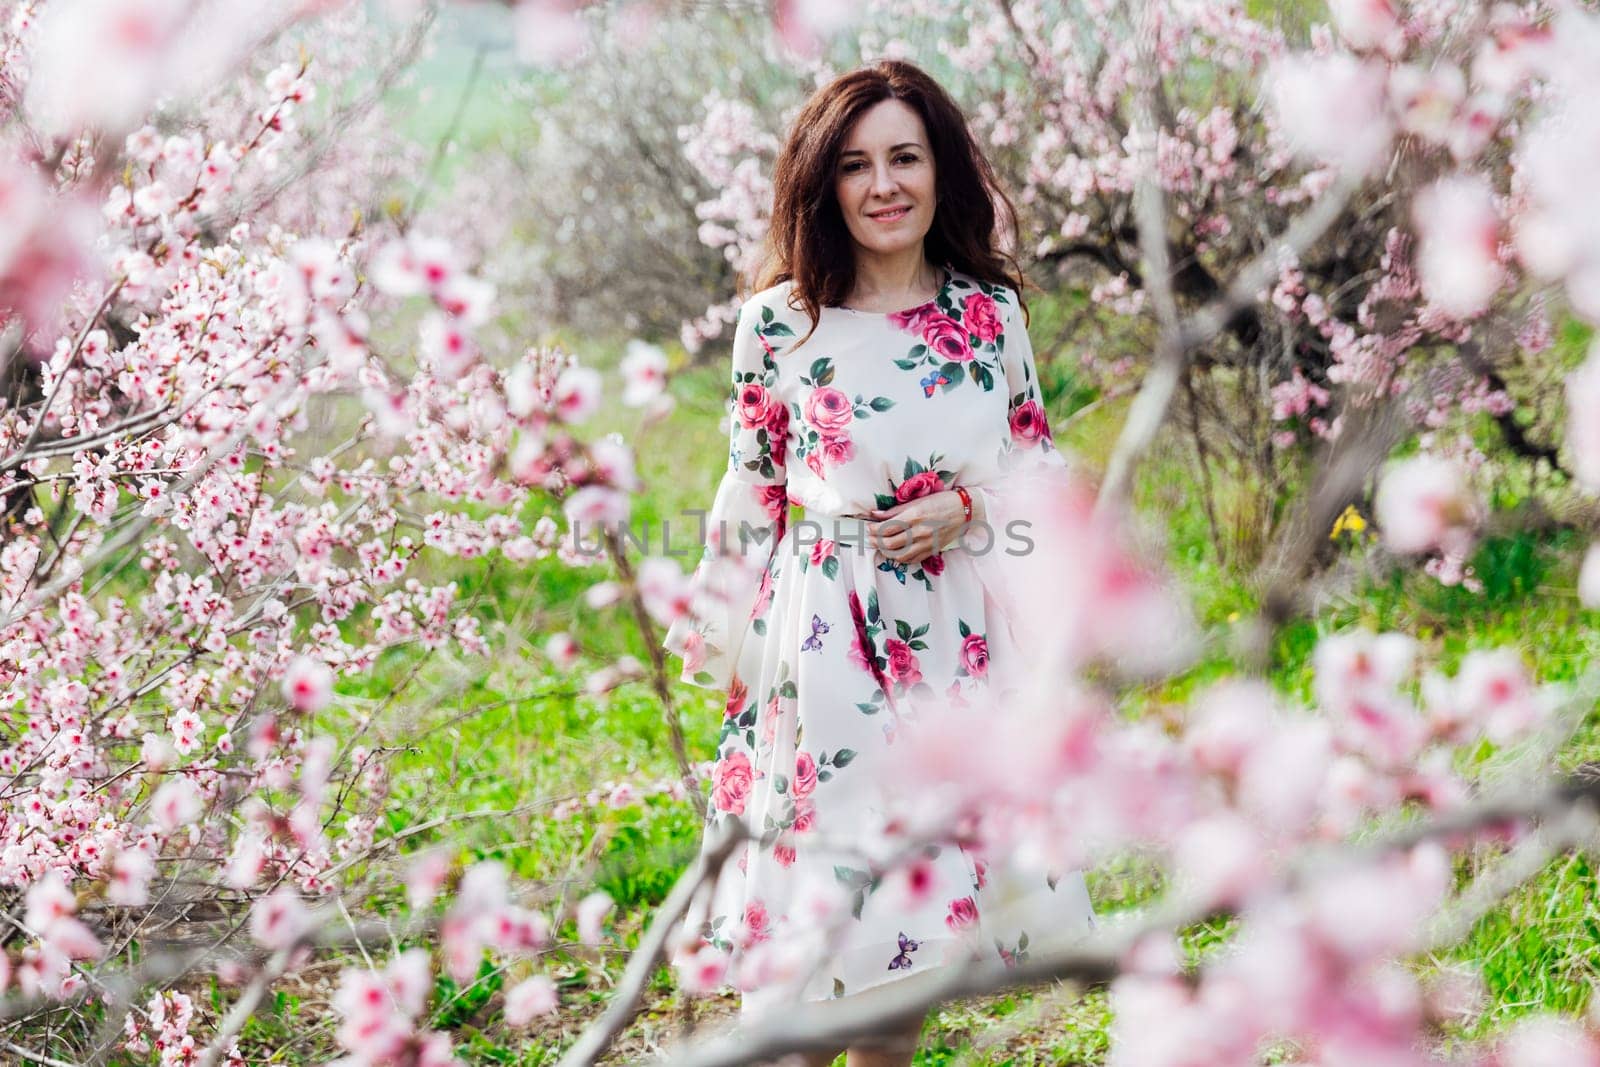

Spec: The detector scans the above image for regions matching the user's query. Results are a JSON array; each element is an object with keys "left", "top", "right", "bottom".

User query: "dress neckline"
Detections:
[{"left": 831, "top": 264, "right": 953, "bottom": 317}]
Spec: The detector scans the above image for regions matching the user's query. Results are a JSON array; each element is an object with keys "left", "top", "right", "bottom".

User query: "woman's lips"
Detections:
[{"left": 870, "top": 207, "right": 909, "bottom": 222}]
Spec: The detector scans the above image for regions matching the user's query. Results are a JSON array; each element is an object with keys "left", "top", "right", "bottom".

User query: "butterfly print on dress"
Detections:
[
  {"left": 887, "top": 931, "right": 920, "bottom": 971},
  {"left": 800, "top": 613, "right": 830, "bottom": 652}
]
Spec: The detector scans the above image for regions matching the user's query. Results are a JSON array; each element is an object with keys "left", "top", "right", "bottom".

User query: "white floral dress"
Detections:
[{"left": 664, "top": 264, "right": 1095, "bottom": 1017}]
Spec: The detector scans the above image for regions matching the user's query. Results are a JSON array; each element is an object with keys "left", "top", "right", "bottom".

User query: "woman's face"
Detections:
[{"left": 833, "top": 98, "right": 937, "bottom": 260}]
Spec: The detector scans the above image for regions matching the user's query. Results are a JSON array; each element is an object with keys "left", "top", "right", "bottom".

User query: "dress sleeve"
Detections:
[
  {"left": 993, "top": 287, "right": 1066, "bottom": 471},
  {"left": 966, "top": 287, "right": 1079, "bottom": 660},
  {"left": 663, "top": 296, "right": 790, "bottom": 691}
]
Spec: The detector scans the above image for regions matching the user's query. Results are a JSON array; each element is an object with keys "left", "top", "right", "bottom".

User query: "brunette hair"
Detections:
[{"left": 746, "top": 59, "right": 1030, "bottom": 350}]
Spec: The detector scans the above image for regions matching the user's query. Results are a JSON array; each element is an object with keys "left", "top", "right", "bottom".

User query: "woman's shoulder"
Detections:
[{"left": 740, "top": 277, "right": 801, "bottom": 321}]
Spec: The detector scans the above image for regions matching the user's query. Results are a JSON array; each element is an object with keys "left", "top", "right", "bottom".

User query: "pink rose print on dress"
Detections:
[
  {"left": 895, "top": 469, "right": 945, "bottom": 503},
  {"left": 761, "top": 693, "right": 782, "bottom": 746},
  {"left": 883, "top": 637, "right": 923, "bottom": 688},
  {"left": 959, "top": 626, "right": 989, "bottom": 679},
  {"left": 741, "top": 900, "right": 771, "bottom": 947},
  {"left": 888, "top": 302, "right": 943, "bottom": 334},
  {"left": 921, "top": 313, "right": 974, "bottom": 363},
  {"left": 962, "top": 291, "right": 1001, "bottom": 344},
  {"left": 1009, "top": 398, "right": 1052, "bottom": 448},
  {"left": 724, "top": 676, "right": 748, "bottom": 720},
  {"left": 757, "top": 483, "right": 789, "bottom": 522},
  {"left": 773, "top": 835, "right": 797, "bottom": 868},
  {"left": 712, "top": 749, "right": 754, "bottom": 814},
  {"left": 921, "top": 552, "right": 945, "bottom": 577},
  {"left": 793, "top": 751, "right": 818, "bottom": 798},
  {"left": 748, "top": 567, "right": 775, "bottom": 622},
  {"left": 809, "top": 540, "right": 836, "bottom": 567},
  {"left": 792, "top": 796, "right": 816, "bottom": 833},
  {"left": 848, "top": 629, "right": 872, "bottom": 673},
  {"left": 766, "top": 402, "right": 789, "bottom": 467},
  {"left": 804, "top": 386, "right": 854, "bottom": 435},
  {"left": 946, "top": 896, "right": 979, "bottom": 931},
  {"left": 735, "top": 382, "right": 774, "bottom": 429},
  {"left": 819, "top": 434, "right": 855, "bottom": 467}
]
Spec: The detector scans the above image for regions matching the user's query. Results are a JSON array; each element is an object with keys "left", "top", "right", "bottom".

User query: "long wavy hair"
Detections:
[{"left": 745, "top": 59, "right": 1030, "bottom": 351}]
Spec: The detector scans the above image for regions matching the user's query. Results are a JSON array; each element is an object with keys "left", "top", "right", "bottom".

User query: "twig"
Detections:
[{"left": 555, "top": 818, "right": 750, "bottom": 1067}]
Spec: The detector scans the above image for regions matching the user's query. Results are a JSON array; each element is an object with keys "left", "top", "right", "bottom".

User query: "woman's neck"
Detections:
[{"left": 845, "top": 249, "right": 940, "bottom": 311}]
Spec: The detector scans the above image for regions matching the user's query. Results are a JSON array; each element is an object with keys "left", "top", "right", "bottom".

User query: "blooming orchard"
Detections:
[{"left": 0, "top": 0, "right": 1598, "bottom": 1063}]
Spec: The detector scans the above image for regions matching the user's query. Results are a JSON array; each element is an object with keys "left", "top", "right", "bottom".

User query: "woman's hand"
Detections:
[{"left": 864, "top": 488, "right": 983, "bottom": 566}]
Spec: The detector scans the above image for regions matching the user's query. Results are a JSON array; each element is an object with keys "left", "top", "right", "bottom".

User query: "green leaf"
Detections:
[
  {"left": 834, "top": 865, "right": 873, "bottom": 887},
  {"left": 895, "top": 618, "right": 912, "bottom": 640},
  {"left": 816, "top": 362, "right": 835, "bottom": 387},
  {"left": 1018, "top": 931, "right": 1030, "bottom": 950},
  {"left": 780, "top": 680, "right": 798, "bottom": 699},
  {"left": 766, "top": 322, "right": 795, "bottom": 337},
  {"left": 809, "top": 357, "right": 830, "bottom": 382},
  {"left": 958, "top": 619, "right": 971, "bottom": 637},
  {"left": 832, "top": 748, "right": 857, "bottom": 768},
  {"left": 911, "top": 623, "right": 929, "bottom": 638},
  {"left": 868, "top": 396, "right": 894, "bottom": 412},
  {"left": 908, "top": 343, "right": 927, "bottom": 359},
  {"left": 761, "top": 304, "right": 774, "bottom": 324},
  {"left": 893, "top": 358, "right": 919, "bottom": 371},
  {"left": 693, "top": 670, "right": 715, "bottom": 684},
  {"left": 855, "top": 702, "right": 878, "bottom": 714}
]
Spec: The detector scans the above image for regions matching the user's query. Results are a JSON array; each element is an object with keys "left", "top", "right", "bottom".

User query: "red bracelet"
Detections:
[{"left": 954, "top": 485, "right": 972, "bottom": 525}]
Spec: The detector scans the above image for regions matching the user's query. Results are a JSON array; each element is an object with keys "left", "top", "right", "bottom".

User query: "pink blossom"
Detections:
[
  {"left": 575, "top": 890, "right": 613, "bottom": 944},
  {"left": 673, "top": 943, "right": 730, "bottom": 995},
  {"left": 884, "top": 856, "right": 941, "bottom": 909},
  {"left": 620, "top": 340, "right": 668, "bottom": 407},
  {"left": 1565, "top": 351, "right": 1600, "bottom": 492},
  {"left": 1372, "top": 455, "right": 1479, "bottom": 556},
  {"left": 554, "top": 366, "right": 603, "bottom": 423},
  {"left": 1267, "top": 53, "right": 1393, "bottom": 174},
  {"left": 249, "top": 886, "right": 311, "bottom": 950},
  {"left": 1413, "top": 174, "right": 1502, "bottom": 319},
  {"left": 564, "top": 485, "right": 630, "bottom": 529},
  {"left": 544, "top": 631, "right": 581, "bottom": 670},
  {"left": 1328, "top": 0, "right": 1405, "bottom": 57},
  {"left": 514, "top": 0, "right": 592, "bottom": 67},
  {"left": 149, "top": 777, "right": 202, "bottom": 832},
  {"left": 504, "top": 974, "right": 560, "bottom": 1025},
  {"left": 281, "top": 655, "right": 334, "bottom": 713}
]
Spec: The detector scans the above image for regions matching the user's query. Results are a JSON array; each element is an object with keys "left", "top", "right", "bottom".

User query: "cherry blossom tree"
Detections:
[{"left": 2, "top": 0, "right": 1600, "bottom": 1064}]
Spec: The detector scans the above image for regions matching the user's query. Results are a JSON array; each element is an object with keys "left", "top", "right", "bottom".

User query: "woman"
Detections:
[{"left": 663, "top": 59, "right": 1094, "bottom": 1065}]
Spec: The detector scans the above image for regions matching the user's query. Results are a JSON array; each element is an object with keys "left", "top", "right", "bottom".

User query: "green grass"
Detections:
[
  {"left": 92, "top": 279, "right": 1582, "bottom": 1062},
  {"left": 342, "top": 288, "right": 1600, "bottom": 1063}
]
